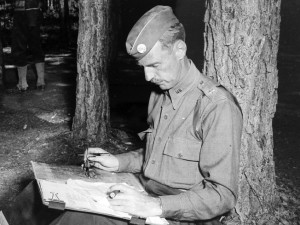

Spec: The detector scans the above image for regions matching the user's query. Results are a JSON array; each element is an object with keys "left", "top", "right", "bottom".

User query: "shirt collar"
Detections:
[{"left": 167, "top": 60, "right": 200, "bottom": 109}]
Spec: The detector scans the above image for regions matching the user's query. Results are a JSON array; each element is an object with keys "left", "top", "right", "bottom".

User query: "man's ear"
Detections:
[{"left": 174, "top": 40, "right": 187, "bottom": 60}]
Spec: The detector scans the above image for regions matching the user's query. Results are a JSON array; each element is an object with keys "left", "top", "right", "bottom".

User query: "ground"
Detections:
[
  {"left": 0, "top": 49, "right": 152, "bottom": 221},
  {"left": 272, "top": 52, "right": 300, "bottom": 224}
]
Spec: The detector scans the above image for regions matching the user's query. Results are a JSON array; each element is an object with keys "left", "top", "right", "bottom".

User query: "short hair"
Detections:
[{"left": 158, "top": 22, "right": 186, "bottom": 49}]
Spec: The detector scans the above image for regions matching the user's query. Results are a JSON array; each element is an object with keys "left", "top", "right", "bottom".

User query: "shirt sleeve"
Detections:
[
  {"left": 159, "top": 99, "right": 243, "bottom": 220},
  {"left": 115, "top": 148, "right": 144, "bottom": 173}
]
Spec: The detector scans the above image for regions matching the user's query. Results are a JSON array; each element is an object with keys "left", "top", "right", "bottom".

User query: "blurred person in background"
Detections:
[{"left": 12, "top": 0, "right": 45, "bottom": 92}]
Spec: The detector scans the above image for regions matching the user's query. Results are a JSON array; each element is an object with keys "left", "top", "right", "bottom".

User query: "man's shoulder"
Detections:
[
  {"left": 197, "top": 75, "right": 235, "bottom": 103},
  {"left": 195, "top": 77, "right": 241, "bottom": 121}
]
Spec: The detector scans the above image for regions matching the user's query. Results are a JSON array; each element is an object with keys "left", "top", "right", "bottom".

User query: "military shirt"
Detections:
[{"left": 116, "top": 61, "right": 243, "bottom": 221}]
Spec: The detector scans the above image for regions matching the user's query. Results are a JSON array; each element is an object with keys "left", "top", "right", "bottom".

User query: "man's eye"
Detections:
[{"left": 152, "top": 64, "right": 159, "bottom": 68}]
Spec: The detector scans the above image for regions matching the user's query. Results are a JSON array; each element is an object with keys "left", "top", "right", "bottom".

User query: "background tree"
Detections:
[
  {"left": 72, "top": 0, "right": 117, "bottom": 143},
  {"left": 203, "top": 0, "right": 281, "bottom": 223},
  {"left": 58, "top": 0, "right": 70, "bottom": 47},
  {"left": 0, "top": 36, "right": 3, "bottom": 87}
]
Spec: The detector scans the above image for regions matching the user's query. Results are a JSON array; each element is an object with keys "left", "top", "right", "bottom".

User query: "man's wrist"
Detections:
[
  {"left": 158, "top": 197, "right": 163, "bottom": 211},
  {"left": 153, "top": 197, "right": 163, "bottom": 216}
]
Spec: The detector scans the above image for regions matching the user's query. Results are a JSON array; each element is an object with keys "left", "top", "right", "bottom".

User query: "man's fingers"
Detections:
[
  {"left": 84, "top": 147, "right": 108, "bottom": 160},
  {"left": 87, "top": 147, "right": 108, "bottom": 154},
  {"left": 110, "top": 183, "right": 132, "bottom": 192},
  {"left": 108, "top": 183, "right": 138, "bottom": 196},
  {"left": 108, "top": 198, "right": 142, "bottom": 217},
  {"left": 93, "top": 162, "right": 117, "bottom": 172}
]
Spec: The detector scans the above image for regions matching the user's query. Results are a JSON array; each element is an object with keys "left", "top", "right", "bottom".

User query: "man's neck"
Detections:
[
  {"left": 167, "top": 57, "right": 190, "bottom": 93},
  {"left": 183, "top": 57, "right": 190, "bottom": 74},
  {"left": 173, "top": 57, "right": 190, "bottom": 88}
]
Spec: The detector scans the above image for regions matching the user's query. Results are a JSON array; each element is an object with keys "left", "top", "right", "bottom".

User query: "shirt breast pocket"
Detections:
[{"left": 162, "top": 137, "right": 202, "bottom": 188}]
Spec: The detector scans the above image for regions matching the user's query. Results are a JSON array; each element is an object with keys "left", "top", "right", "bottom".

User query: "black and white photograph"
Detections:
[{"left": 0, "top": 0, "right": 299, "bottom": 224}]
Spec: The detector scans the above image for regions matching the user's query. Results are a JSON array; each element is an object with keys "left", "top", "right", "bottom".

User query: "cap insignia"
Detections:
[{"left": 137, "top": 44, "right": 147, "bottom": 54}]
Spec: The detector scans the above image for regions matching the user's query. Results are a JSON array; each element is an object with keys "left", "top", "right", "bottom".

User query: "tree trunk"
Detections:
[
  {"left": 203, "top": 0, "right": 281, "bottom": 223},
  {"left": 72, "top": 0, "right": 113, "bottom": 143}
]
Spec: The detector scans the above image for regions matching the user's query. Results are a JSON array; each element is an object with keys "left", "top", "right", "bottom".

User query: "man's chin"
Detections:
[{"left": 158, "top": 84, "right": 168, "bottom": 90}]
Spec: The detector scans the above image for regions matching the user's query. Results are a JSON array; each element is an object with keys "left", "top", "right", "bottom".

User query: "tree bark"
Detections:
[
  {"left": 203, "top": 0, "right": 281, "bottom": 223},
  {"left": 72, "top": 0, "right": 113, "bottom": 143}
]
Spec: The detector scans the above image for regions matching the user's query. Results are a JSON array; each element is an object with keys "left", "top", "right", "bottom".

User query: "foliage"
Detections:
[
  {"left": 0, "top": 1, "right": 14, "bottom": 31},
  {"left": 0, "top": 0, "right": 79, "bottom": 50}
]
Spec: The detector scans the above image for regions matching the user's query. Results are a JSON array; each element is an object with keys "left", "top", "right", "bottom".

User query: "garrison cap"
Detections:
[{"left": 126, "top": 5, "right": 179, "bottom": 60}]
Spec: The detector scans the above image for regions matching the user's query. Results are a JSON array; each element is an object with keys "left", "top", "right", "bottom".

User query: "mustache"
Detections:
[{"left": 151, "top": 78, "right": 162, "bottom": 84}]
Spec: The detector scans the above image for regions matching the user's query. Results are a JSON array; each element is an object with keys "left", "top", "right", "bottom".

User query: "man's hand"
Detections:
[
  {"left": 84, "top": 147, "right": 119, "bottom": 172},
  {"left": 107, "top": 183, "right": 163, "bottom": 218}
]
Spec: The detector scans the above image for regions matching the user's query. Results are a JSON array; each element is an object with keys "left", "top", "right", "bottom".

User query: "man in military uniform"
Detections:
[
  {"left": 9, "top": 5, "right": 242, "bottom": 225},
  {"left": 50, "top": 5, "right": 243, "bottom": 225},
  {"left": 12, "top": 0, "right": 45, "bottom": 91}
]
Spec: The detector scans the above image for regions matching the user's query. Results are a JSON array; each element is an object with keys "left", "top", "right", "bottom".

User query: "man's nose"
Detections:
[{"left": 144, "top": 67, "right": 154, "bottom": 81}]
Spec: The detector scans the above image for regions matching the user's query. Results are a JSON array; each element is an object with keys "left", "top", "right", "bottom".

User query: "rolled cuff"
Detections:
[
  {"left": 159, "top": 194, "right": 185, "bottom": 220},
  {"left": 115, "top": 149, "right": 144, "bottom": 173},
  {"left": 159, "top": 184, "right": 236, "bottom": 221}
]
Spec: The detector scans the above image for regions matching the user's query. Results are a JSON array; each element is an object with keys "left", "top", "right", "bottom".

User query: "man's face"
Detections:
[{"left": 137, "top": 41, "right": 182, "bottom": 90}]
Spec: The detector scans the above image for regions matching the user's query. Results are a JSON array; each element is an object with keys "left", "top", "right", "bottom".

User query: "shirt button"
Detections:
[
  {"left": 208, "top": 89, "right": 215, "bottom": 94},
  {"left": 158, "top": 137, "right": 162, "bottom": 142},
  {"left": 164, "top": 115, "right": 168, "bottom": 119},
  {"left": 151, "top": 160, "right": 156, "bottom": 164},
  {"left": 178, "top": 153, "right": 183, "bottom": 158},
  {"left": 200, "top": 80, "right": 204, "bottom": 85}
]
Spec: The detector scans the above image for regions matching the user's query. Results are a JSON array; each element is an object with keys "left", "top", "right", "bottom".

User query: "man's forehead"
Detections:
[
  {"left": 137, "top": 42, "right": 162, "bottom": 66},
  {"left": 138, "top": 52, "right": 156, "bottom": 66}
]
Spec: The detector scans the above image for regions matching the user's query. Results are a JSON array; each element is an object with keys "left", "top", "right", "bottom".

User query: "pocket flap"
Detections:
[{"left": 164, "top": 137, "right": 201, "bottom": 161}]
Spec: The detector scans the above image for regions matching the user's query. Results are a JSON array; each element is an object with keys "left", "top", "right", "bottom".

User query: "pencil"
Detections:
[{"left": 77, "top": 153, "right": 110, "bottom": 157}]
